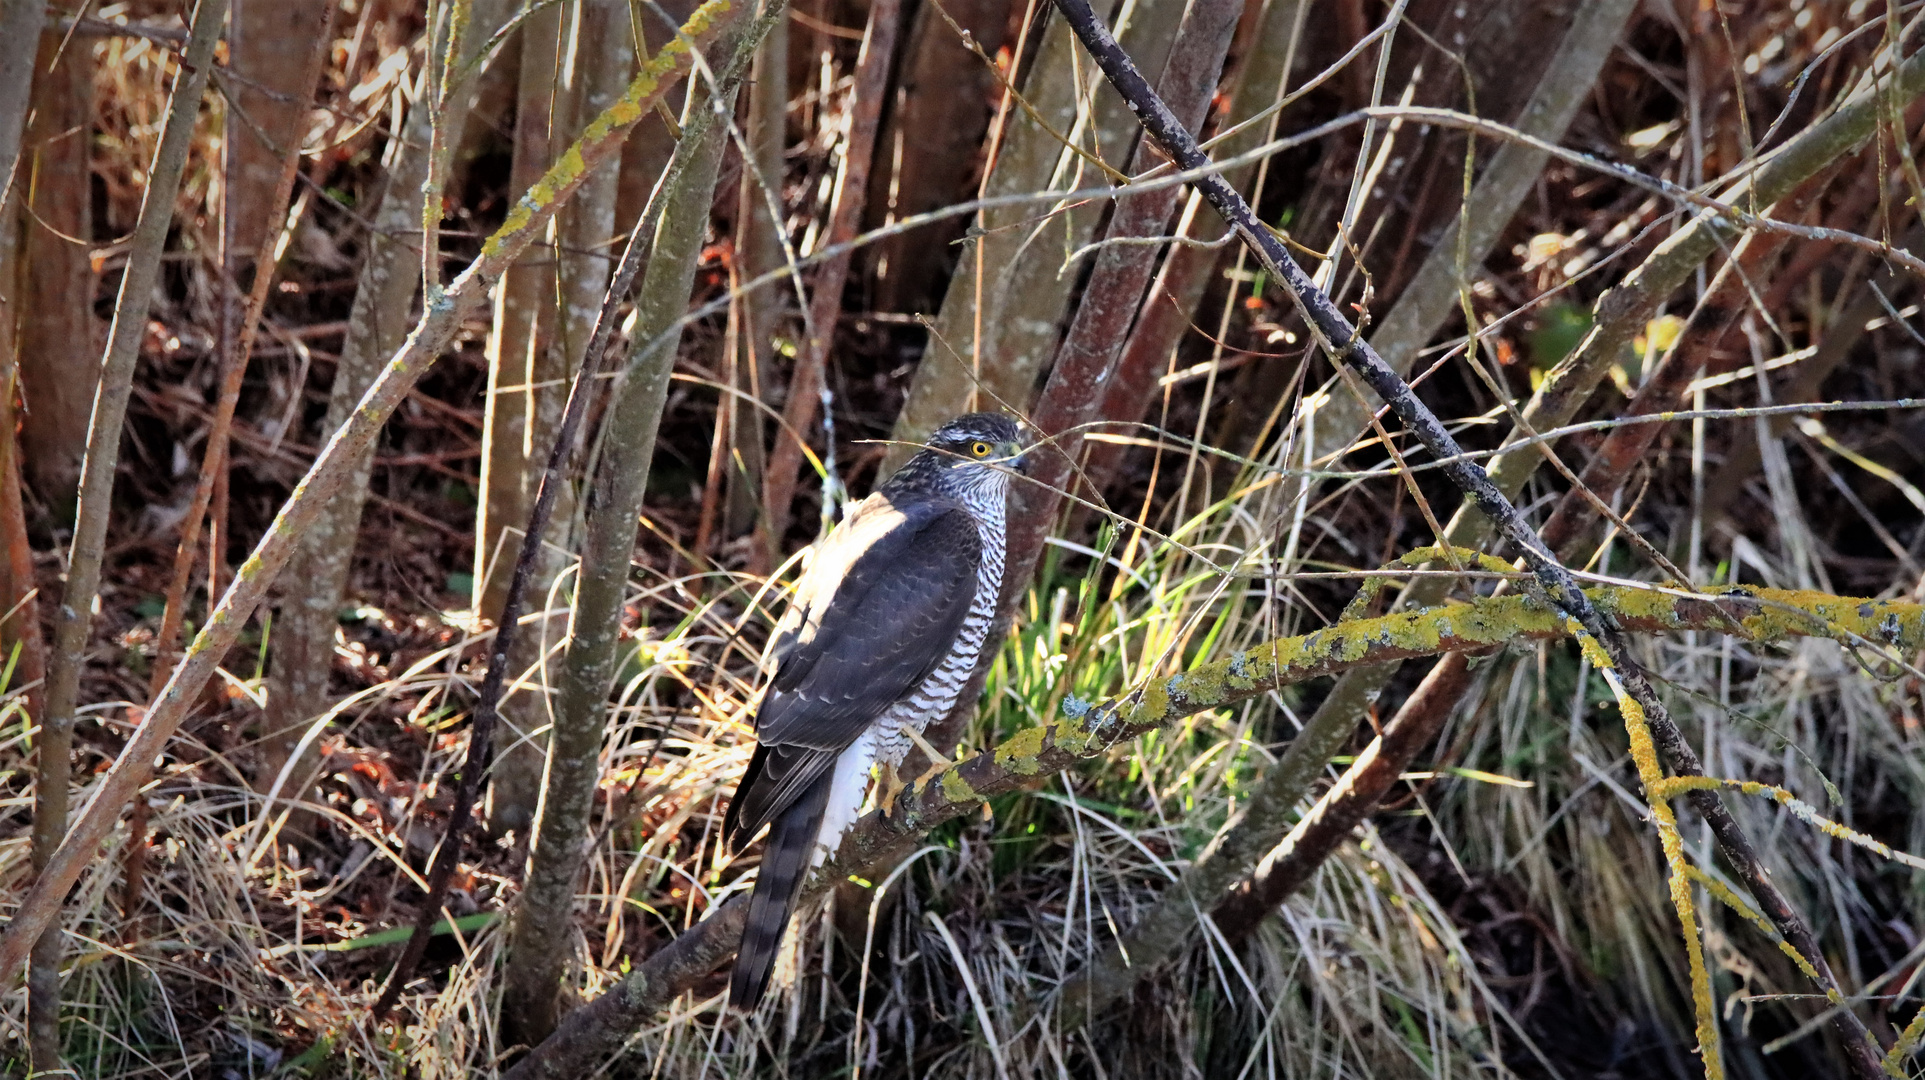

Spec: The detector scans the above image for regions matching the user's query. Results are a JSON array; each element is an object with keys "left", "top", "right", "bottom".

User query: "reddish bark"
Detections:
[{"left": 760, "top": 0, "right": 905, "bottom": 560}]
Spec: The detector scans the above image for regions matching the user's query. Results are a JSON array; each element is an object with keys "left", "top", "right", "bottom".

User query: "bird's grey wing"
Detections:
[{"left": 721, "top": 496, "right": 983, "bottom": 852}]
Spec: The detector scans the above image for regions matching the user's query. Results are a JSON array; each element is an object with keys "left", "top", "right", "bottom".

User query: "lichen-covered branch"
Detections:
[
  {"left": 1605, "top": 666, "right": 1725, "bottom": 1077},
  {"left": 1187, "top": 171, "right": 1855, "bottom": 1031},
  {"left": 503, "top": 581, "right": 1925, "bottom": 1077},
  {"left": 496, "top": 9, "right": 766, "bottom": 1040},
  {"left": 0, "top": 0, "right": 744, "bottom": 991},
  {"left": 894, "top": 583, "right": 1925, "bottom": 827},
  {"left": 1043, "top": 6, "right": 1923, "bottom": 1070},
  {"left": 1066, "top": 116, "right": 1856, "bottom": 1035}
]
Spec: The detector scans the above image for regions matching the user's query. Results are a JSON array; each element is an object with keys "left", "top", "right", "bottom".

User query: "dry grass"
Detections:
[{"left": 2, "top": 0, "right": 1924, "bottom": 1077}]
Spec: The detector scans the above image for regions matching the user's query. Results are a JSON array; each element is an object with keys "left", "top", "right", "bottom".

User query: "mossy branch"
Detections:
[
  {"left": 0, "top": 0, "right": 744, "bottom": 992},
  {"left": 502, "top": 580, "right": 1925, "bottom": 1080},
  {"left": 876, "top": 584, "right": 1925, "bottom": 834}
]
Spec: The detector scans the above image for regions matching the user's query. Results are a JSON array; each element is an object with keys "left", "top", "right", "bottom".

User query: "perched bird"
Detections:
[{"left": 722, "top": 412, "right": 1028, "bottom": 1010}]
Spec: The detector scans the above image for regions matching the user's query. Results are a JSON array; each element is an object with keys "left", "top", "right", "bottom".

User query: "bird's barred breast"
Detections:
[
  {"left": 815, "top": 492, "right": 1007, "bottom": 863},
  {"left": 875, "top": 502, "right": 1005, "bottom": 761}
]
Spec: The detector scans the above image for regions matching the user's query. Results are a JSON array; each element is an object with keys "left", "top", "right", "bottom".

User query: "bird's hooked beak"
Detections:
[{"left": 1003, "top": 437, "right": 1033, "bottom": 477}]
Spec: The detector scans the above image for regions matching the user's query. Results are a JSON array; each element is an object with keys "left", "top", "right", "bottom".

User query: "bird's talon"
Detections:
[
  {"left": 902, "top": 725, "right": 956, "bottom": 773},
  {"left": 874, "top": 727, "right": 956, "bottom": 818},
  {"left": 877, "top": 772, "right": 907, "bottom": 818}
]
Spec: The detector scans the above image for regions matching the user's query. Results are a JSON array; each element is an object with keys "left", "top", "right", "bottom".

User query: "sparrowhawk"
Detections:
[{"left": 722, "top": 412, "right": 1028, "bottom": 1010}]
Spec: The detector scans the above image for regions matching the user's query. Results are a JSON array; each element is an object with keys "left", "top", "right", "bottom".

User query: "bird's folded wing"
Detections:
[{"left": 722, "top": 495, "right": 983, "bottom": 849}]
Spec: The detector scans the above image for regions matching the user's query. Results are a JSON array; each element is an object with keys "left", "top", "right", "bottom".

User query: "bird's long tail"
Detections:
[{"left": 730, "top": 770, "right": 834, "bottom": 1010}]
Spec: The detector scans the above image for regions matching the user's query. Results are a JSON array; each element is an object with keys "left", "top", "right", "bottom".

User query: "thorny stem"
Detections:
[{"left": 1047, "top": 1, "right": 1892, "bottom": 1074}]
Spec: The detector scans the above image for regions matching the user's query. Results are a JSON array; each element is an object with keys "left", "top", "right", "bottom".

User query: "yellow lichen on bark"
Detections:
[
  {"left": 1610, "top": 671, "right": 1724, "bottom": 1079},
  {"left": 480, "top": 0, "right": 733, "bottom": 260},
  {"left": 993, "top": 726, "right": 1050, "bottom": 775},
  {"left": 1888, "top": 1006, "right": 1925, "bottom": 1075},
  {"left": 1655, "top": 776, "right": 1925, "bottom": 870},
  {"left": 939, "top": 768, "right": 981, "bottom": 805},
  {"left": 1728, "top": 587, "right": 1925, "bottom": 651},
  {"left": 1683, "top": 866, "right": 1825, "bottom": 984},
  {"left": 981, "top": 584, "right": 1925, "bottom": 775},
  {"left": 1338, "top": 545, "right": 1520, "bottom": 622}
]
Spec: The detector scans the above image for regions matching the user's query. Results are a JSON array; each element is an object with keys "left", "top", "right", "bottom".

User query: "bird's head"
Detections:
[{"left": 886, "top": 412, "right": 1031, "bottom": 497}]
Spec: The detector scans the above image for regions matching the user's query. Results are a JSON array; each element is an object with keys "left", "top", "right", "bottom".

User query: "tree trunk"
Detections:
[
  {"left": 16, "top": 24, "right": 95, "bottom": 518},
  {"left": 882, "top": 0, "right": 1185, "bottom": 474},
  {"left": 264, "top": 0, "right": 512, "bottom": 832},
  {"left": 499, "top": 62, "right": 747, "bottom": 1046},
  {"left": 477, "top": 2, "right": 566, "bottom": 838},
  {"left": 726, "top": 12, "right": 784, "bottom": 548},
  {"left": 861, "top": 0, "right": 1011, "bottom": 317},
  {"left": 0, "top": 3, "right": 51, "bottom": 729}
]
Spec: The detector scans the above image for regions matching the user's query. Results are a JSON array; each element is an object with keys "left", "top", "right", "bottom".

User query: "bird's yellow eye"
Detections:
[{"left": 970, "top": 441, "right": 992, "bottom": 457}]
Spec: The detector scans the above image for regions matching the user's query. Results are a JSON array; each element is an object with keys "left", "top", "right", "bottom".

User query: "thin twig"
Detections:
[
  {"left": 1046, "top": 3, "right": 1894, "bottom": 1073},
  {"left": 0, "top": 0, "right": 744, "bottom": 993},
  {"left": 28, "top": 2, "right": 228, "bottom": 1071}
]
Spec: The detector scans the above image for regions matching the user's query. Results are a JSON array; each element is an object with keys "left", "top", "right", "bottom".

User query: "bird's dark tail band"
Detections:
[{"left": 729, "top": 770, "right": 834, "bottom": 1010}]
